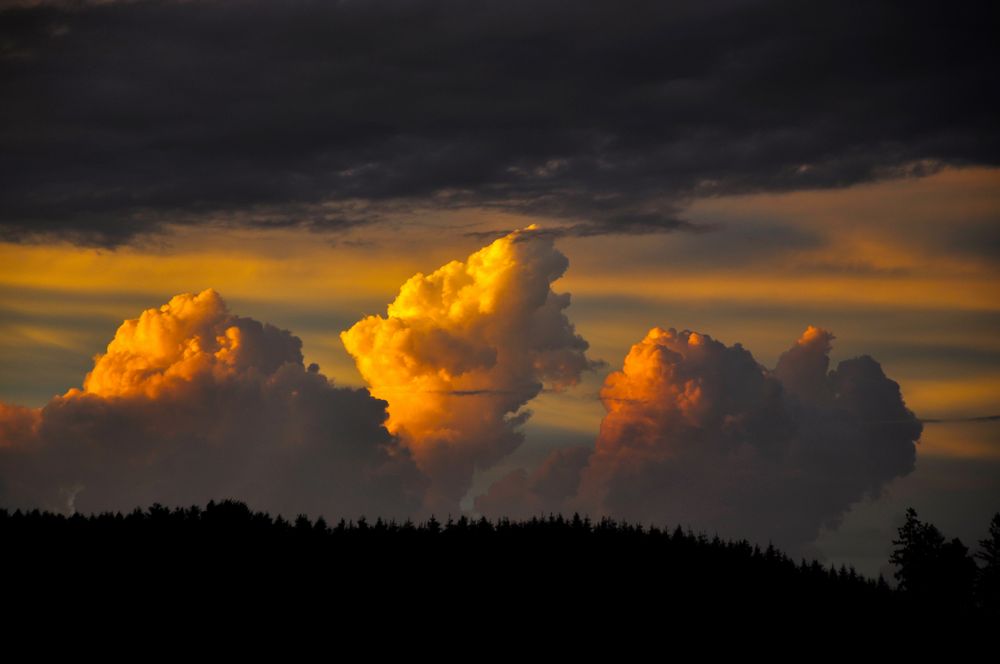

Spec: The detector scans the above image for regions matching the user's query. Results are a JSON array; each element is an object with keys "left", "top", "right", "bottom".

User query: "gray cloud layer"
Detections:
[{"left": 1, "top": 0, "right": 996, "bottom": 244}]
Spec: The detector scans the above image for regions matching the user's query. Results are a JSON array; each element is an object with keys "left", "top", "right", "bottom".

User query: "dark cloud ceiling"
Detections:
[{"left": 1, "top": 0, "right": 996, "bottom": 245}]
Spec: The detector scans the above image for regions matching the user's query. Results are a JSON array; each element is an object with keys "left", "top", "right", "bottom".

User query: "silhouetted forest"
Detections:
[{"left": 3, "top": 501, "right": 996, "bottom": 619}]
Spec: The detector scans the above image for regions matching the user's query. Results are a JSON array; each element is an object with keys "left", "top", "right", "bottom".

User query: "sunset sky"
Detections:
[{"left": 1, "top": 0, "right": 997, "bottom": 578}]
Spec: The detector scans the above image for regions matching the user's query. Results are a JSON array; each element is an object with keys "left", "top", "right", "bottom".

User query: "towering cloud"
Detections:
[
  {"left": 342, "top": 226, "right": 593, "bottom": 513},
  {"left": 0, "top": 290, "right": 425, "bottom": 518},
  {"left": 0, "top": 278, "right": 924, "bottom": 550},
  {"left": 477, "top": 326, "right": 922, "bottom": 552}
]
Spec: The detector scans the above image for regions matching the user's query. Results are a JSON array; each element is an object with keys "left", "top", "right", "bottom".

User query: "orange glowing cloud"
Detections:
[
  {"left": 79, "top": 289, "right": 304, "bottom": 399},
  {"left": 477, "top": 325, "right": 923, "bottom": 552},
  {"left": 0, "top": 289, "right": 425, "bottom": 518},
  {"left": 342, "top": 226, "right": 593, "bottom": 512}
]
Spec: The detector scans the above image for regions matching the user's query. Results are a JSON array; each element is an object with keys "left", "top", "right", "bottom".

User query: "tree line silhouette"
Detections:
[
  {"left": 3, "top": 500, "right": 996, "bottom": 617},
  {"left": 890, "top": 507, "right": 999, "bottom": 614}
]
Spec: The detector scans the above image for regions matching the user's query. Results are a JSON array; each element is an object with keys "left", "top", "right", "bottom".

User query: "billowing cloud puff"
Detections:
[
  {"left": 476, "top": 326, "right": 921, "bottom": 552},
  {"left": 342, "top": 226, "right": 593, "bottom": 513},
  {"left": 0, "top": 290, "right": 425, "bottom": 518},
  {"left": 80, "top": 289, "right": 304, "bottom": 399}
]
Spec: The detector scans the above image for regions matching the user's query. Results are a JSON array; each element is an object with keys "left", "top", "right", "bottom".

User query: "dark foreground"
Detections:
[{"left": 3, "top": 500, "right": 997, "bottom": 626}]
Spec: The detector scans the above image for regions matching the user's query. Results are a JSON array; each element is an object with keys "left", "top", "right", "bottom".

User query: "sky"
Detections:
[{"left": 1, "top": 0, "right": 997, "bottom": 578}]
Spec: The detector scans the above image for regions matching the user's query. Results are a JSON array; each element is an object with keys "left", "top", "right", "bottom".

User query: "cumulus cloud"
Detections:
[
  {"left": 476, "top": 325, "right": 922, "bottom": 552},
  {"left": 0, "top": 279, "right": 924, "bottom": 547},
  {"left": 0, "top": 289, "right": 426, "bottom": 518},
  {"left": 342, "top": 226, "right": 594, "bottom": 513}
]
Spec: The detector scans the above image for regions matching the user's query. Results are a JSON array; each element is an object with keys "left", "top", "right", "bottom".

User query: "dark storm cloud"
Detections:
[{"left": 1, "top": 0, "right": 996, "bottom": 244}]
